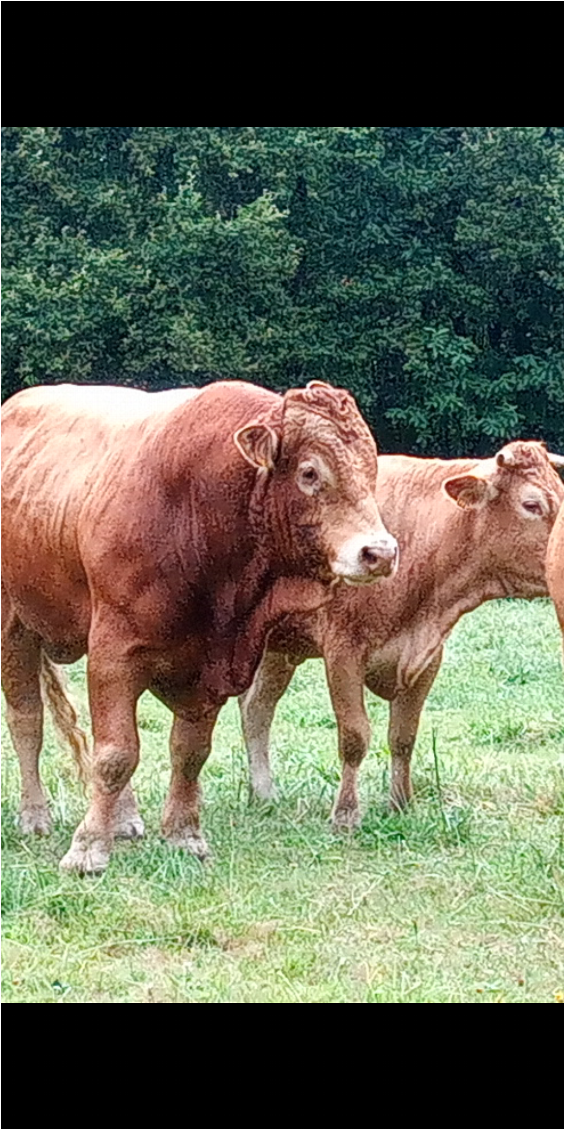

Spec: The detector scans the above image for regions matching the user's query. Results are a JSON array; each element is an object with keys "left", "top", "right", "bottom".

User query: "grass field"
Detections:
[{"left": 2, "top": 599, "right": 563, "bottom": 1004}]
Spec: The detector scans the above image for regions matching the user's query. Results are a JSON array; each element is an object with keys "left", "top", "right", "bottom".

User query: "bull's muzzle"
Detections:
[{"left": 332, "top": 533, "right": 399, "bottom": 585}]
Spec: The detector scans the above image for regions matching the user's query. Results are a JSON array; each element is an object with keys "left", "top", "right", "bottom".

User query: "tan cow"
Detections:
[
  {"left": 240, "top": 441, "right": 563, "bottom": 822},
  {"left": 546, "top": 500, "right": 564, "bottom": 634},
  {"left": 2, "top": 379, "right": 398, "bottom": 873}
]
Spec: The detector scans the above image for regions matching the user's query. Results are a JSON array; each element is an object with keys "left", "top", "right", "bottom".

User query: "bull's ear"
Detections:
[
  {"left": 496, "top": 449, "right": 515, "bottom": 469},
  {"left": 234, "top": 423, "right": 279, "bottom": 470},
  {"left": 443, "top": 474, "right": 489, "bottom": 510}
]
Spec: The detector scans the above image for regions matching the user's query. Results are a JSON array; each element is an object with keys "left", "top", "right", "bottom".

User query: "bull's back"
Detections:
[
  {"left": 2, "top": 384, "right": 200, "bottom": 650},
  {"left": 546, "top": 503, "right": 564, "bottom": 633}
]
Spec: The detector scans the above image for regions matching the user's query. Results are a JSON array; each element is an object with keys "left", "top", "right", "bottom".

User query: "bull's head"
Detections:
[
  {"left": 234, "top": 381, "right": 398, "bottom": 585},
  {"left": 442, "top": 441, "right": 564, "bottom": 596}
]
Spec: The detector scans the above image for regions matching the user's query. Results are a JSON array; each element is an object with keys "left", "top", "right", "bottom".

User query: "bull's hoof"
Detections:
[
  {"left": 19, "top": 806, "right": 52, "bottom": 835},
  {"left": 59, "top": 833, "right": 111, "bottom": 875},
  {"left": 163, "top": 830, "right": 210, "bottom": 862},
  {"left": 114, "top": 813, "right": 145, "bottom": 840},
  {"left": 331, "top": 806, "right": 361, "bottom": 832}
]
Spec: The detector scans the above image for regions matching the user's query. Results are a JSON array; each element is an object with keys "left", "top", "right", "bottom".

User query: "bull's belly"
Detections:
[
  {"left": 3, "top": 563, "right": 91, "bottom": 663},
  {"left": 266, "top": 621, "right": 322, "bottom": 662}
]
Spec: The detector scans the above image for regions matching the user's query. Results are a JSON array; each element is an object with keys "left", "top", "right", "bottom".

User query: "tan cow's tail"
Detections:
[{"left": 40, "top": 654, "right": 91, "bottom": 787}]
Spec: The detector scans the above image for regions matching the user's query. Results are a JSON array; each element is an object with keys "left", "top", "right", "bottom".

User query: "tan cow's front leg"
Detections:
[
  {"left": 60, "top": 657, "right": 142, "bottom": 874},
  {"left": 326, "top": 654, "right": 371, "bottom": 831},
  {"left": 385, "top": 650, "right": 442, "bottom": 810},
  {"left": 161, "top": 704, "right": 220, "bottom": 860},
  {"left": 239, "top": 650, "right": 297, "bottom": 800}
]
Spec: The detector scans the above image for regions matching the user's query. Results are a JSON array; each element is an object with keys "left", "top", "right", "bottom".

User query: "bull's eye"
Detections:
[
  {"left": 297, "top": 463, "right": 321, "bottom": 495},
  {"left": 522, "top": 499, "right": 543, "bottom": 516}
]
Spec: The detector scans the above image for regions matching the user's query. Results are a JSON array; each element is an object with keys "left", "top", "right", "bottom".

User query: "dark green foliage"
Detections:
[{"left": 2, "top": 127, "right": 562, "bottom": 454}]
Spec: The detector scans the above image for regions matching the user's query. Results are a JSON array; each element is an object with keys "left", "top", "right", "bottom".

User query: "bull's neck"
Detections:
[{"left": 140, "top": 400, "right": 274, "bottom": 590}]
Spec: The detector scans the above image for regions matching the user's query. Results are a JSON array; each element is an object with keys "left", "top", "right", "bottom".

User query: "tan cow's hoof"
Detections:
[
  {"left": 114, "top": 813, "right": 145, "bottom": 840},
  {"left": 19, "top": 806, "right": 52, "bottom": 835},
  {"left": 60, "top": 831, "right": 111, "bottom": 875},
  {"left": 249, "top": 780, "right": 278, "bottom": 804},
  {"left": 163, "top": 830, "right": 211, "bottom": 862},
  {"left": 389, "top": 794, "right": 411, "bottom": 813},
  {"left": 331, "top": 806, "right": 361, "bottom": 832}
]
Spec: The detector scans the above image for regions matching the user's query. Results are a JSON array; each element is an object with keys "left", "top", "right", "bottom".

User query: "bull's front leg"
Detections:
[
  {"left": 239, "top": 650, "right": 297, "bottom": 801},
  {"left": 161, "top": 702, "right": 221, "bottom": 861},
  {"left": 385, "top": 650, "right": 443, "bottom": 810},
  {"left": 325, "top": 653, "right": 371, "bottom": 831},
  {"left": 60, "top": 654, "right": 143, "bottom": 874},
  {"left": 113, "top": 780, "right": 145, "bottom": 840}
]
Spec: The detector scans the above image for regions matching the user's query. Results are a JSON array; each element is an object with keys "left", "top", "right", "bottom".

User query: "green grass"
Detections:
[{"left": 2, "top": 599, "right": 563, "bottom": 1004}]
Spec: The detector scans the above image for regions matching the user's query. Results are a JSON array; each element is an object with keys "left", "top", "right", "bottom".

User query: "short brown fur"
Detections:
[
  {"left": 2, "top": 379, "right": 391, "bottom": 870},
  {"left": 241, "top": 442, "right": 563, "bottom": 819},
  {"left": 546, "top": 502, "right": 564, "bottom": 634}
]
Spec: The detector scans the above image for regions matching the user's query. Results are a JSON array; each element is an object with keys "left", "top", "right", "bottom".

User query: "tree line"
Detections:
[{"left": 2, "top": 126, "right": 563, "bottom": 454}]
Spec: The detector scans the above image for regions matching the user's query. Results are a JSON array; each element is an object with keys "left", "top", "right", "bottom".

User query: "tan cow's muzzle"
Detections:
[{"left": 332, "top": 532, "right": 399, "bottom": 585}]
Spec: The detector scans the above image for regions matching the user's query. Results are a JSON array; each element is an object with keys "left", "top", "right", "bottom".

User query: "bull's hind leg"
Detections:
[
  {"left": 1, "top": 608, "right": 50, "bottom": 834},
  {"left": 60, "top": 653, "right": 142, "bottom": 874},
  {"left": 239, "top": 650, "right": 297, "bottom": 800},
  {"left": 161, "top": 703, "right": 221, "bottom": 860}
]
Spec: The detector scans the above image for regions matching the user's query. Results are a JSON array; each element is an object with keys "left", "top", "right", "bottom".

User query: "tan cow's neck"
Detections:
[
  {"left": 368, "top": 455, "right": 511, "bottom": 691},
  {"left": 269, "top": 452, "right": 552, "bottom": 698}
]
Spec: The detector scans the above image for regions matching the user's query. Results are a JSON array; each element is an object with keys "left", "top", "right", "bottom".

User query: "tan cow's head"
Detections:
[
  {"left": 234, "top": 381, "right": 398, "bottom": 585},
  {"left": 443, "top": 441, "right": 564, "bottom": 596}
]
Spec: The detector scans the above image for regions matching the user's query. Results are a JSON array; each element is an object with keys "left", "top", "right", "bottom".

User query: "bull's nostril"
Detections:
[
  {"left": 361, "top": 546, "right": 380, "bottom": 567},
  {"left": 360, "top": 540, "right": 398, "bottom": 572}
]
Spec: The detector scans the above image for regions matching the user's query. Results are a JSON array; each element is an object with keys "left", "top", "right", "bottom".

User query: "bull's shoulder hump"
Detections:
[{"left": 191, "top": 380, "right": 281, "bottom": 415}]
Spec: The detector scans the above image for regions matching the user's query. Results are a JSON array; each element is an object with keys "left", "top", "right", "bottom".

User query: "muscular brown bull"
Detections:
[
  {"left": 2, "top": 379, "right": 397, "bottom": 873},
  {"left": 240, "top": 441, "right": 563, "bottom": 822},
  {"left": 546, "top": 500, "right": 564, "bottom": 634}
]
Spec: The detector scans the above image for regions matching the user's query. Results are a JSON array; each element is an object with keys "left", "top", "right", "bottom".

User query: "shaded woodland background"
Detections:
[{"left": 3, "top": 126, "right": 563, "bottom": 454}]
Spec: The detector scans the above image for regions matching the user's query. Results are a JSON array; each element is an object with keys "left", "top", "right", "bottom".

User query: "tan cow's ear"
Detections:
[
  {"left": 443, "top": 474, "right": 489, "bottom": 510},
  {"left": 234, "top": 423, "right": 279, "bottom": 470}
]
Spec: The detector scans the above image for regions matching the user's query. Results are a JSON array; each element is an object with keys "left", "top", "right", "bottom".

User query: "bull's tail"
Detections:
[{"left": 40, "top": 654, "right": 90, "bottom": 787}]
